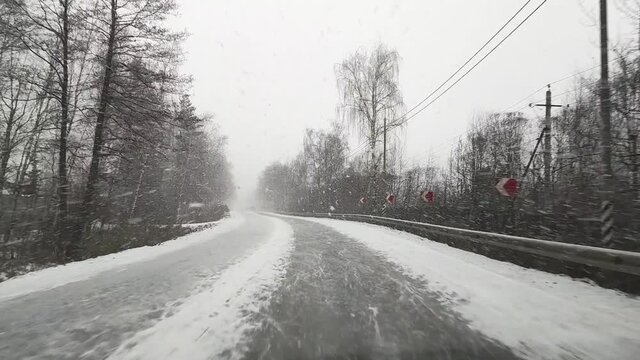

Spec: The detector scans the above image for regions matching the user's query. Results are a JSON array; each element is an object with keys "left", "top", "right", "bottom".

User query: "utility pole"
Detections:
[
  {"left": 599, "top": 0, "right": 615, "bottom": 245},
  {"left": 543, "top": 87, "right": 552, "bottom": 190},
  {"left": 599, "top": 0, "right": 614, "bottom": 185},
  {"left": 382, "top": 116, "right": 387, "bottom": 174},
  {"left": 631, "top": 132, "right": 638, "bottom": 199},
  {"left": 531, "top": 85, "right": 562, "bottom": 193}
]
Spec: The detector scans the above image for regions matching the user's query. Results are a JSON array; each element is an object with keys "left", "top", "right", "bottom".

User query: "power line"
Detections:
[
  {"left": 348, "top": 0, "right": 549, "bottom": 159},
  {"left": 503, "top": 65, "right": 600, "bottom": 112},
  {"left": 378, "top": 51, "right": 622, "bottom": 164},
  {"left": 400, "top": 0, "right": 534, "bottom": 120},
  {"left": 402, "top": 0, "right": 549, "bottom": 124},
  {"left": 514, "top": 77, "right": 602, "bottom": 113},
  {"left": 502, "top": 55, "right": 623, "bottom": 113},
  {"left": 346, "top": 141, "right": 369, "bottom": 159}
]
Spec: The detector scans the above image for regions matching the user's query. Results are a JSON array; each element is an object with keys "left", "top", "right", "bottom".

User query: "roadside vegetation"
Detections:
[
  {"left": 258, "top": 40, "right": 640, "bottom": 251},
  {"left": 0, "top": 0, "right": 233, "bottom": 280}
]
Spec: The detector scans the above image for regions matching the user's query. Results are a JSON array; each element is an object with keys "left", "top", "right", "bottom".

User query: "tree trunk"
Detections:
[
  {"left": 56, "top": 0, "right": 71, "bottom": 259},
  {"left": 0, "top": 69, "right": 19, "bottom": 191},
  {"left": 67, "top": 0, "right": 118, "bottom": 259},
  {"left": 0, "top": 118, "right": 14, "bottom": 190},
  {"left": 130, "top": 156, "right": 147, "bottom": 218}
]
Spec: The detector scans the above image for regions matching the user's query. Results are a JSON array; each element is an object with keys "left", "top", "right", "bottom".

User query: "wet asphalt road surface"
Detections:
[
  {"left": 243, "top": 217, "right": 519, "bottom": 360},
  {"left": 0, "top": 213, "right": 274, "bottom": 360},
  {"left": 0, "top": 213, "right": 521, "bottom": 359}
]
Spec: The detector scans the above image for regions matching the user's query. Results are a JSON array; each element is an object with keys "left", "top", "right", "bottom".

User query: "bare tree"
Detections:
[
  {"left": 0, "top": 49, "right": 32, "bottom": 190},
  {"left": 7, "top": 0, "right": 77, "bottom": 250},
  {"left": 0, "top": 0, "right": 234, "bottom": 274},
  {"left": 66, "top": 0, "right": 185, "bottom": 258},
  {"left": 303, "top": 124, "right": 347, "bottom": 191},
  {"left": 336, "top": 44, "right": 404, "bottom": 172}
]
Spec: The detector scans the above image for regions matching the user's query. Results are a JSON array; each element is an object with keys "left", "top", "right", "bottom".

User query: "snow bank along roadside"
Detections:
[
  {"left": 181, "top": 221, "right": 219, "bottom": 229},
  {"left": 301, "top": 216, "right": 640, "bottom": 360},
  {"left": 0, "top": 213, "right": 245, "bottom": 302},
  {"left": 107, "top": 215, "right": 294, "bottom": 360}
]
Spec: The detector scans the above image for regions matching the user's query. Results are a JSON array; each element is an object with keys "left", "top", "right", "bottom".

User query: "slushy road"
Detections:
[{"left": 1, "top": 212, "right": 638, "bottom": 360}]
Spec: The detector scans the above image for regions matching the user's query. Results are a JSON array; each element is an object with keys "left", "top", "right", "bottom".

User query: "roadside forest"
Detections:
[
  {"left": 258, "top": 41, "right": 640, "bottom": 251},
  {"left": 0, "top": 0, "right": 233, "bottom": 278}
]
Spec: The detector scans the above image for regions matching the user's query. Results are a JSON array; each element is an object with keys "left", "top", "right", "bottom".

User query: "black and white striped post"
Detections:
[{"left": 600, "top": 201, "right": 614, "bottom": 245}]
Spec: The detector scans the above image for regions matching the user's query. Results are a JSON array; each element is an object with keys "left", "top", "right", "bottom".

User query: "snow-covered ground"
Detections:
[
  {"left": 302, "top": 216, "right": 640, "bottom": 360},
  {"left": 108, "top": 215, "right": 294, "bottom": 360},
  {"left": 180, "top": 221, "right": 220, "bottom": 228},
  {"left": 0, "top": 213, "right": 245, "bottom": 302}
]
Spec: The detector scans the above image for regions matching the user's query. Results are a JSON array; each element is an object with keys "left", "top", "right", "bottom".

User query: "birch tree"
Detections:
[{"left": 336, "top": 44, "right": 404, "bottom": 172}]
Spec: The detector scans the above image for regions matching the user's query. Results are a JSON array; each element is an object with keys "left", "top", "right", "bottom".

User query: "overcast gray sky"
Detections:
[{"left": 174, "top": 0, "right": 637, "bottom": 207}]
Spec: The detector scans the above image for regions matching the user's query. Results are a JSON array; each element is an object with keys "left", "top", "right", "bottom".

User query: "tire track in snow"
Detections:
[
  {"left": 0, "top": 213, "right": 245, "bottom": 302},
  {"left": 302, "top": 216, "right": 640, "bottom": 360},
  {"left": 243, "top": 217, "right": 517, "bottom": 359},
  {"left": 107, "top": 215, "right": 294, "bottom": 360}
]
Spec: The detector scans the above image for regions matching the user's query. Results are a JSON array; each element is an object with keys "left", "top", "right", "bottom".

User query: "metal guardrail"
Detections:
[{"left": 276, "top": 212, "right": 640, "bottom": 277}]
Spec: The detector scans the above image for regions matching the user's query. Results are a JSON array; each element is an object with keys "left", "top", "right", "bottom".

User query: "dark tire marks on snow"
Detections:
[{"left": 243, "top": 218, "right": 520, "bottom": 360}]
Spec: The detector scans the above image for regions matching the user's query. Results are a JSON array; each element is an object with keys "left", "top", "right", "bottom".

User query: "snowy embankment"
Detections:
[
  {"left": 0, "top": 213, "right": 245, "bottom": 302},
  {"left": 302, "top": 216, "right": 640, "bottom": 360},
  {"left": 108, "top": 215, "right": 294, "bottom": 360},
  {"left": 180, "top": 221, "right": 219, "bottom": 229}
]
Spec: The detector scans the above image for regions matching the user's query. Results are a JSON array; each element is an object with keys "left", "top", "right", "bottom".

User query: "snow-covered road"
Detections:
[
  {"left": 1, "top": 212, "right": 639, "bottom": 360},
  {"left": 0, "top": 212, "right": 282, "bottom": 359}
]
